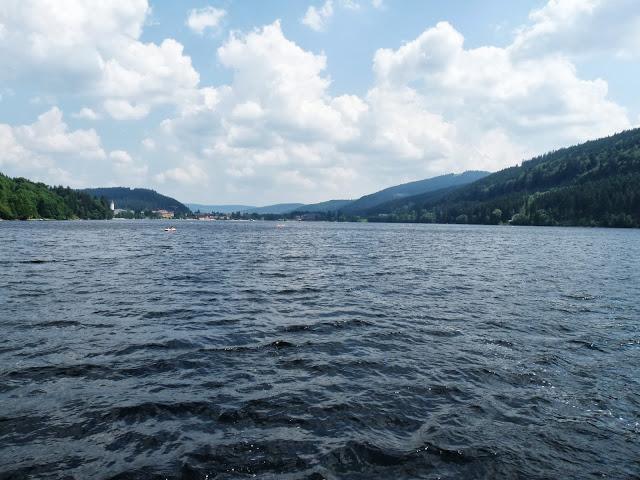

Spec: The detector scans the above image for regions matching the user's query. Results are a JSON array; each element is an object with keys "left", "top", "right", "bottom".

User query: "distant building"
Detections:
[{"left": 153, "top": 209, "right": 174, "bottom": 219}]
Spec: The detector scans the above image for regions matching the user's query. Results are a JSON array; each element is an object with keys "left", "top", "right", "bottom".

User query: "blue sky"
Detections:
[{"left": 0, "top": 0, "right": 638, "bottom": 204}]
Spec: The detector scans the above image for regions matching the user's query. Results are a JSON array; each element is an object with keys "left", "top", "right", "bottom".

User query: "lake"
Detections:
[{"left": 1, "top": 221, "right": 639, "bottom": 479}]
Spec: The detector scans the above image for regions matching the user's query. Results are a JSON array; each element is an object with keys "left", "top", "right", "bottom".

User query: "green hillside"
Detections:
[
  {"left": 341, "top": 171, "right": 490, "bottom": 214},
  {"left": 82, "top": 187, "right": 191, "bottom": 215},
  {"left": 370, "top": 128, "right": 640, "bottom": 227},
  {"left": 294, "top": 199, "right": 353, "bottom": 213},
  {"left": 0, "top": 174, "right": 112, "bottom": 220}
]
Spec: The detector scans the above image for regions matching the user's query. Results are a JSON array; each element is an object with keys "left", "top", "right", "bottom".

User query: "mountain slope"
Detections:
[
  {"left": 242, "top": 203, "right": 305, "bottom": 215},
  {"left": 372, "top": 128, "right": 640, "bottom": 227},
  {"left": 341, "top": 171, "right": 490, "bottom": 214},
  {"left": 0, "top": 174, "right": 112, "bottom": 220},
  {"left": 82, "top": 187, "right": 191, "bottom": 215},
  {"left": 294, "top": 199, "right": 352, "bottom": 213},
  {"left": 187, "top": 204, "right": 256, "bottom": 214}
]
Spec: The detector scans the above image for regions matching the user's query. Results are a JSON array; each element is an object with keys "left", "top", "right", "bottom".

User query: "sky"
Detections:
[{"left": 0, "top": 0, "right": 639, "bottom": 205}]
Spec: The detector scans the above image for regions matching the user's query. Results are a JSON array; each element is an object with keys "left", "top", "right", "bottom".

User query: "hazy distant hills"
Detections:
[
  {"left": 82, "top": 187, "right": 191, "bottom": 215},
  {"left": 187, "top": 203, "right": 306, "bottom": 214},
  {"left": 337, "top": 171, "right": 490, "bottom": 215},
  {"left": 295, "top": 199, "right": 353, "bottom": 213},
  {"left": 187, "top": 173, "right": 488, "bottom": 217},
  {"left": 5, "top": 126, "right": 638, "bottom": 227},
  {"left": 242, "top": 204, "right": 305, "bottom": 215},
  {"left": 187, "top": 204, "right": 255, "bottom": 214},
  {"left": 369, "top": 128, "right": 640, "bottom": 227},
  {"left": 188, "top": 202, "right": 352, "bottom": 215},
  {"left": 3, "top": 126, "right": 639, "bottom": 227}
]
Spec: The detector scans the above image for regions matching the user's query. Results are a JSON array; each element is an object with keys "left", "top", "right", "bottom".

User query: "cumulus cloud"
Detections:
[
  {"left": 155, "top": 164, "right": 208, "bottom": 185},
  {"left": 72, "top": 107, "right": 100, "bottom": 120},
  {"left": 103, "top": 100, "right": 150, "bottom": 120},
  {"left": 0, "top": 0, "right": 199, "bottom": 120},
  {"left": 149, "top": 15, "right": 631, "bottom": 203},
  {"left": 302, "top": 1, "right": 334, "bottom": 31},
  {"left": 110, "top": 149, "right": 148, "bottom": 180},
  {"left": 511, "top": 0, "right": 640, "bottom": 59},
  {"left": 0, "top": 0, "right": 635, "bottom": 203},
  {"left": 13, "top": 108, "right": 105, "bottom": 159},
  {"left": 142, "top": 138, "right": 156, "bottom": 150},
  {"left": 0, "top": 108, "right": 108, "bottom": 186},
  {"left": 186, "top": 6, "right": 226, "bottom": 35},
  {"left": 372, "top": 21, "right": 629, "bottom": 151},
  {"left": 301, "top": 0, "right": 369, "bottom": 31}
]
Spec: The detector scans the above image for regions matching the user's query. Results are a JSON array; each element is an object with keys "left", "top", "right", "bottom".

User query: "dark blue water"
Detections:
[{"left": 1, "top": 221, "right": 639, "bottom": 479}]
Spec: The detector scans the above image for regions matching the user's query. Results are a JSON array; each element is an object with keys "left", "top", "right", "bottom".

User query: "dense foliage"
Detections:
[
  {"left": 367, "top": 128, "right": 640, "bottom": 227},
  {"left": 82, "top": 187, "right": 191, "bottom": 215},
  {"left": 0, "top": 174, "right": 112, "bottom": 220}
]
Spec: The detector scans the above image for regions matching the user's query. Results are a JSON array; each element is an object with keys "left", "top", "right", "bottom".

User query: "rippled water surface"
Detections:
[{"left": 1, "top": 221, "right": 639, "bottom": 479}]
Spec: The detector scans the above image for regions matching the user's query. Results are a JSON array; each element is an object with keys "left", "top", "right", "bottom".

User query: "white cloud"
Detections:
[
  {"left": 110, "top": 150, "right": 133, "bottom": 164},
  {"left": 0, "top": 0, "right": 200, "bottom": 120},
  {"left": 155, "top": 164, "right": 208, "bottom": 185},
  {"left": 142, "top": 138, "right": 156, "bottom": 150},
  {"left": 186, "top": 6, "right": 226, "bottom": 35},
  {"left": 103, "top": 100, "right": 150, "bottom": 120},
  {"left": 73, "top": 107, "right": 100, "bottom": 120},
  {"left": 342, "top": 0, "right": 361, "bottom": 10},
  {"left": 0, "top": 0, "right": 634, "bottom": 204},
  {"left": 302, "top": 1, "right": 334, "bottom": 31},
  {"left": 372, "top": 0, "right": 384, "bottom": 9},
  {"left": 148, "top": 15, "right": 631, "bottom": 204},
  {"left": 372, "top": 21, "right": 629, "bottom": 155},
  {"left": 511, "top": 0, "right": 640, "bottom": 59},
  {"left": 301, "top": 0, "right": 367, "bottom": 31},
  {"left": 110, "top": 149, "right": 148, "bottom": 180},
  {"left": 13, "top": 108, "right": 105, "bottom": 159},
  {"left": 0, "top": 108, "right": 109, "bottom": 186}
]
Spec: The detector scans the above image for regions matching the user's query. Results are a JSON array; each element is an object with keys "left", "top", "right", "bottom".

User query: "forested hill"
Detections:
[
  {"left": 370, "top": 128, "right": 640, "bottom": 227},
  {"left": 0, "top": 174, "right": 112, "bottom": 220},
  {"left": 341, "top": 171, "right": 490, "bottom": 214},
  {"left": 82, "top": 187, "right": 191, "bottom": 215}
]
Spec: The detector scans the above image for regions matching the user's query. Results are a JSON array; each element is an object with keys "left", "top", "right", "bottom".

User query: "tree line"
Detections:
[{"left": 0, "top": 174, "right": 112, "bottom": 220}]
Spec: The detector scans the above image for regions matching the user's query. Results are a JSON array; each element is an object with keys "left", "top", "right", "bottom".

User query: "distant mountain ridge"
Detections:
[
  {"left": 82, "top": 187, "right": 191, "bottom": 215},
  {"left": 294, "top": 199, "right": 352, "bottom": 213},
  {"left": 369, "top": 128, "right": 640, "bottom": 227},
  {"left": 242, "top": 203, "right": 305, "bottom": 215},
  {"left": 185, "top": 172, "right": 490, "bottom": 217},
  {"left": 187, "top": 204, "right": 256, "bottom": 214},
  {"left": 340, "top": 171, "right": 491, "bottom": 215}
]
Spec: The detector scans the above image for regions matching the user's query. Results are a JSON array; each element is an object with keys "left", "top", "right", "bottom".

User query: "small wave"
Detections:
[
  {"left": 105, "top": 401, "right": 217, "bottom": 423},
  {"left": 113, "top": 339, "right": 198, "bottom": 357},
  {"left": 6, "top": 363, "right": 115, "bottom": 381},
  {"left": 34, "top": 319, "right": 81, "bottom": 328},
  {"left": 274, "top": 287, "right": 322, "bottom": 295},
  {"left": 280, "top": 318, "right": 373, "bottom": 334},
  {"left": 322, "top": 440, "right": 475, "bottom": 474}
]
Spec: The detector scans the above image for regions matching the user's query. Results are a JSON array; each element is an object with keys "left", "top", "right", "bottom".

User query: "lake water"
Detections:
[{"left": 1, "top": 221, "right": 639, "bottom": 479}]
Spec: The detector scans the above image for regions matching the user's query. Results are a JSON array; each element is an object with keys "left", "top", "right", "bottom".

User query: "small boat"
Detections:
[
  {"left": 164, "top": 227, "right": 177, "bottom": 232},
  {"left": 276, "top": 224, "right": 286, "bottom": 228}
]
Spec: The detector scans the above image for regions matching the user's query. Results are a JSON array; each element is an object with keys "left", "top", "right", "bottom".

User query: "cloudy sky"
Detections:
[{"left": 1, "top": 0, "right": 638, "bottom": 205}]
